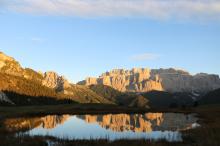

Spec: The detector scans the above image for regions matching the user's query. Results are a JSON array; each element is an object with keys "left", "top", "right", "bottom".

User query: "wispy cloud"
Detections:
[
  {"left": 131, "top": 53, "right": 160, "bottom": 61},
  {"left": 0, "top": 0, "right": 220, "bottom": 21}
]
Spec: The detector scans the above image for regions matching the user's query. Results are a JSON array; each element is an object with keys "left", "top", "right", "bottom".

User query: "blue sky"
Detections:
[{"left": 0, "top": 0, "right": 220, "bottom": 83}]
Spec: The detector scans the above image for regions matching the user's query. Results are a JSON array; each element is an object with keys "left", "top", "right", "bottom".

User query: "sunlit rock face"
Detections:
[
  {"left": 151, "top": 69, "right": 220, "bottom": 93},
  {"left": 0, "top": 52, "right": 24, "bottom": 77},
  {"left": 0, "top": 52, "right": 71, "bottom": 92},
  {"left": 77, "top": 113, "right": 198, "bottom": 132},
  {"left": 42, "top": 72, "right": 71, "bottom": 91},
  {"left": 79, "top": 68, "right": 163, "bottom": 92},
  {"left": 3, "top": 115, "right": 70, "bottom": 132},
  {"left": 0, "top": 52, "right": 43, "bottom": 82},
  {"left": 79, "top": 68, "right": 220, "bottom": 93}
]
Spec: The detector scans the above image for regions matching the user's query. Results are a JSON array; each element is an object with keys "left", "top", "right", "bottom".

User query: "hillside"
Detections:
[
  {"left": 89, "top": 84, "right": 124, "bottom": 102},
  {"left": 0, "top": 52, "right": 112, "bottom": 105},
  {"left": 0, "top": 72, "right": 114, "bottom": 105},
  {"left": 140, "top": 91, "right": 196, "bottom": 108},
  {"left": 89, "top": 84, "right": 149, "bottom": 108},
  {"left": 200, "top": 88, "right": 220, "bottom": 105}
]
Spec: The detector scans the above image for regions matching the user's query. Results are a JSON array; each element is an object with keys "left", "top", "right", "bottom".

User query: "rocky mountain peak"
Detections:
[
  {"left": 42, "top": 71, "right": 71, "bottom": 91},
  {"left": 101, "top": 68, "right": 151, "bottom": 77}
]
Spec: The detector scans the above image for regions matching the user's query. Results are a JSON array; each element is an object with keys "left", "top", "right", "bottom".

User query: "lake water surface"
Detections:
[{"left": 3, "top": 113, "right": 200, "bottom": 142}]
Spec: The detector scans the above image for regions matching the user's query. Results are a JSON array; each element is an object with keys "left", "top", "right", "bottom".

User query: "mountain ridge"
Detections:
[{"left": 0, "top": 51, "right": 113, "bottom": 105}]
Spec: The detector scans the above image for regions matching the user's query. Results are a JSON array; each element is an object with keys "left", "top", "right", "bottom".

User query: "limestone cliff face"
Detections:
[
  {"left": 42, "top": 72, "right": 71, "bottom": 91},
  {"left": 79, "top": 68, "right": 163, "bottom": 92},
  {"left": 79, "top": 68, "right": 220, "bottom": 93},
  {"left": 151, "top": 69, "right": 220, "bottom": 93}
]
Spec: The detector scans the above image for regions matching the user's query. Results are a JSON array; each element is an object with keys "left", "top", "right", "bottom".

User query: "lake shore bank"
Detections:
[{"left": 0, "top": 103, "right": 198, "bottom": 119}]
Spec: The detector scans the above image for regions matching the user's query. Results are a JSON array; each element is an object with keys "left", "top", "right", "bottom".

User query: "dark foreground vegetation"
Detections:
[
  {"left": 1, "top": 91, "right": 76, "bottom": 106},
  {"left": 0, "top": 104, "right": 150, "bottom": 118},
  {"left": 0, "top": 104, "right": 219, "bottom": 146}
]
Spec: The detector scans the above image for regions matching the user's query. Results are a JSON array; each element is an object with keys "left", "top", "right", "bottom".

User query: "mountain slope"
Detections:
[
  {"left": 200, "top": 88, "right": 220, "bottom": 105},
  {"left": 63, "top": 84, "right": 113, "bottom": 104},
  {"left": 128, "top": 95, "right": 149, "bottom": 108},
  {"left": 89, "top": 84, "right": 123, "bottom": 102},
  {"left": 88, "top": 82, "right": 196, "bottom": 108},
  {"left": 89, "top": 84, "right": 149, "bottom": 108},
  {"left": 141, "top": 91, "right": 195, "bottom": 108}
]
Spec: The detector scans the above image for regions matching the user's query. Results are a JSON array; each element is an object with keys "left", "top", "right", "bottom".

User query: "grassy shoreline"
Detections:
[{"left": 0, "top": 103, "right": 197, "bottom": 119}]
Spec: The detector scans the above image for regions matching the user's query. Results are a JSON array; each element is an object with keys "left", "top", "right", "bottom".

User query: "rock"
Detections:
[
  {"left": 0, "top": 52, "right": 43, "bottom": 81},
  {"left": 0, "top": 52, "right": 23, "bottom": 77},
  {"left": 79, "top": 68, "right": 220, "bottom": 93},
  {"left": 0, "top": 52, "right": 72, "bottom": 91},
  {"left": 42, "top": 72, "right": 71, "bottom": 91}
]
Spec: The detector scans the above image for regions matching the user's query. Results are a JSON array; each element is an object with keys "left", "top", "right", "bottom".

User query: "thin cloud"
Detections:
[
  {"left": 0, "top": 0, "right": 220, "bottom": 21},
  {"left": 131, "top": 53, "right": 160, "bottom": 61}
]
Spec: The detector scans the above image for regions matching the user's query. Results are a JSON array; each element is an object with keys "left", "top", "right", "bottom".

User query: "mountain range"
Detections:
[
  {"left": 0, "top": 51, "right": 220, "bottom": 108},
  {"left": 79, "top": 68, "right": 220, "bottom": 93},
  {"left": 0, "top": 51, "right": 112, "bottom": 105}
]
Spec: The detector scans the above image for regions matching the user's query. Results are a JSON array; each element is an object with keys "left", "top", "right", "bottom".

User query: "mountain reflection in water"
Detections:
[{"left": 3, "top": 113, "right": 200, "bottom": 142}]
